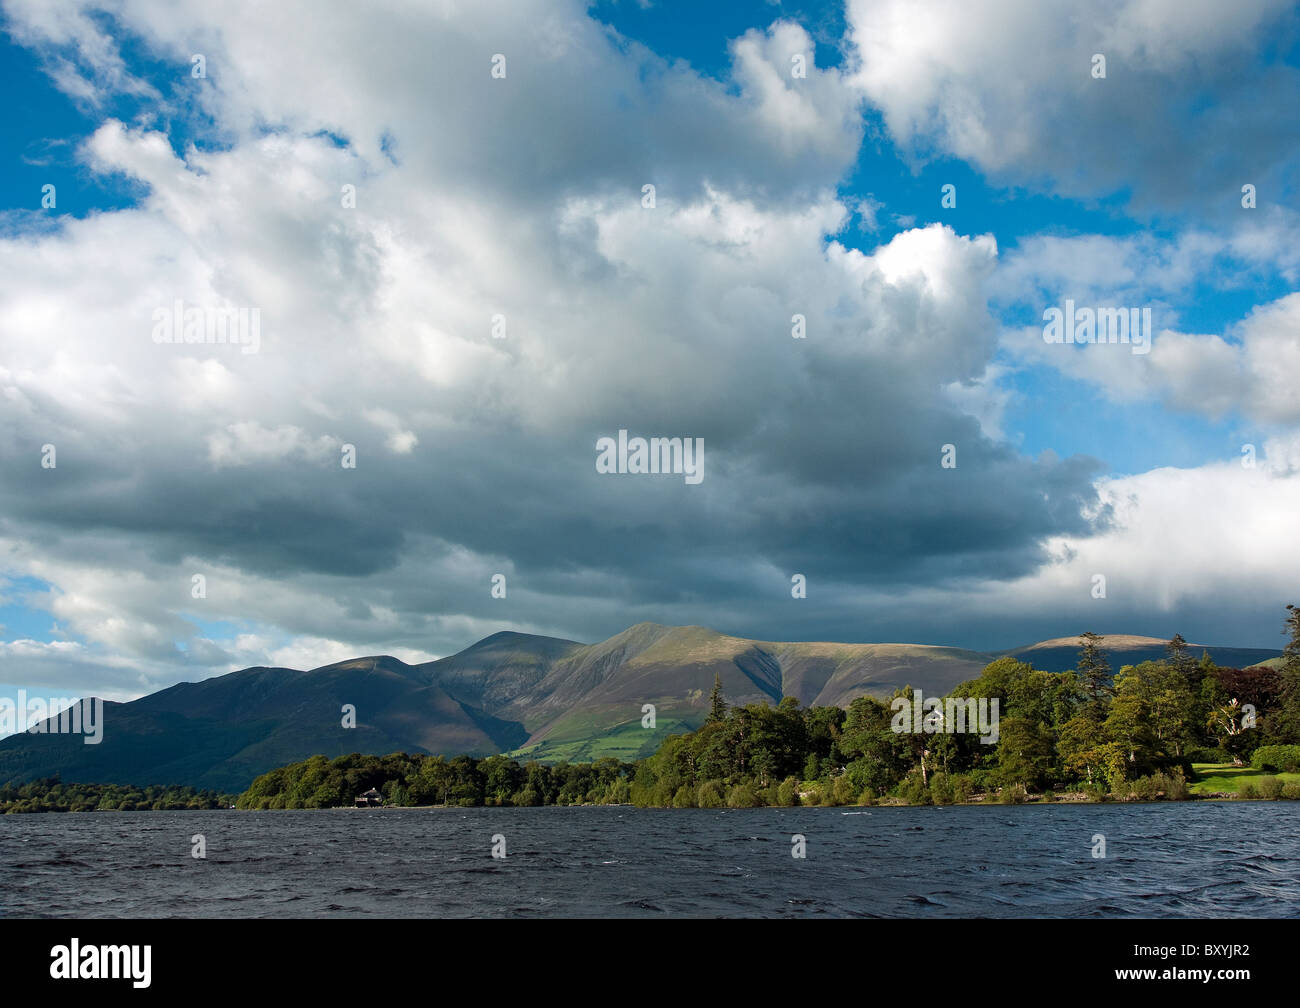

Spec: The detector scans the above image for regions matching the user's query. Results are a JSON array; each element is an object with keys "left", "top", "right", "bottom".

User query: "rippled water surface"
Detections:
[{"left": 3, "top": 803, "right": 1298, "bottom": 917}]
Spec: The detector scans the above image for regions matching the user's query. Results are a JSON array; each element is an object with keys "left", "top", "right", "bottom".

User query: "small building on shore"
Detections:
[{"left": 354, "top": 787, "right": 383, "bottom": 808}]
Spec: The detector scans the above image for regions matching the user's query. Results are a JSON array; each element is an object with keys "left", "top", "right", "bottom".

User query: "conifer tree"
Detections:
[
  {"left": 707, "top": 672, "right": 727, "bottom": 724},
  {"left": 1166, "top": 632, "right": 1192, "bottom": 673},
  {"left": 1077, "top": 631, "right": 1113, "bottom": 712}
]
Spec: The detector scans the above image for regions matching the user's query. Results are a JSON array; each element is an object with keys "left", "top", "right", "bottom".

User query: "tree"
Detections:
[
  {"left": 1105, "top": 672, "right": 1161, "bottom": 771},
  {"left": 1076, "top": 632, "right": 1113, "bottom": 713},
  {"left": 996, "top": 716, "right": 1055, "bottom": 790},
  {"left": 1286, "top": 604, "right": 1300, "bottom": 668},
  {"left": 1058, "top": 713, "right": 1107, "bottom": 786},
  {"left": 1166, "top": 633, "right": 1193, "bottom": 676},
  {"left": 480, "top": 754, "right": 520, "bottom": 805},
  {"left": 803, "top": 705, "right": 846, "bottom": 766},
  {"left": 1207, "top": 698, "right": 1253, "bottom": 765},
  {"left": 707, "top": 672, "right": 727, "bottom": 724},
  {"left": 1272, "top": 604, "right": 1300, "bottom": 742},
  {"left": 1211, "top": 665, "right": 1282, "bottom": 713}
]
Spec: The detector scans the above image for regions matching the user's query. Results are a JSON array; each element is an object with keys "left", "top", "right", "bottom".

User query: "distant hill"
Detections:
[
  {"left": 995, "top": 635, "right": 1281, "bottom": 674},
  {"left": 0, "top": 624, "right": 1281, "bottom": 790}
]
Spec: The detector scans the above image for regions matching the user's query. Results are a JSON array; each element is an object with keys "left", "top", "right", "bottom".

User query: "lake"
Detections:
[{"left": 3, "top": 802, "right": 1297, "bottom": 917}]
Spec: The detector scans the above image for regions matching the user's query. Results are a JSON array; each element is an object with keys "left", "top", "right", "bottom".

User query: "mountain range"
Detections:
[{"left": 0, "top": 623, "right": 1281, "bottom": 791}]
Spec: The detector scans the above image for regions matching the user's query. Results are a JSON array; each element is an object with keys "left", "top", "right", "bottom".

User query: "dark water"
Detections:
[{"left": 2, "top": 803, "right": 1298, "bottom": 918}]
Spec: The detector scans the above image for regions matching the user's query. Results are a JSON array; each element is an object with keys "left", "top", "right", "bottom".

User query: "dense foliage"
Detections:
[
  {"left": 1250, "top": 745, "right": 1300, "bottom": 773},
  {"left": 0, "top": 778, "right": 235, "bottom": 813},
  {"left": 236, "top": 751, "right": 635, "bottom": 809}
]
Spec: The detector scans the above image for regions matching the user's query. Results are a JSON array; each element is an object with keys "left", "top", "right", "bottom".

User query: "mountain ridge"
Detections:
[{"left": 0, "top": 624, "right": 1282, "bottom": 790}]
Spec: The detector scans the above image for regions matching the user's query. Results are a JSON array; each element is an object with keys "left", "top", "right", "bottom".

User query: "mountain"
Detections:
[
  {"left": 479, "top": 624, "right": 995, "bottom": 762},
  {"left": 0, "top": 657, "right": 524, "bottom": 793},
  {"left": 0, "top": 624, "right": 1281, "bottom": 791}
]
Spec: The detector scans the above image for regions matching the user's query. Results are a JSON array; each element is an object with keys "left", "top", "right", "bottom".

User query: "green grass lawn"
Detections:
[
  {"left": 505, "top": 716, "right": 698, "bottom": 764},
  {"left": 1190, "top": 763, "right": 1300, "bottom": 796}
]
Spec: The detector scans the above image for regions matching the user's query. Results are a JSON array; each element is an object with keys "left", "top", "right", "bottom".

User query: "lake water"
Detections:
[{"left": 3, "top": 802, "right": 1298, "bottom": 918}]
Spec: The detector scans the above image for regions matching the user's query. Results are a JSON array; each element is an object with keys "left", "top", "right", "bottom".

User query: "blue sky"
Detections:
[
  {"left": 1, "top": 0, "right": 1298, "bottom": 703},
  {"left": 2, "top": 22, "right": 137, "bottom": 218}
]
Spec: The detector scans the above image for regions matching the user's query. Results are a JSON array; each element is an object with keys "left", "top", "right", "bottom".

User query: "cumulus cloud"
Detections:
[
  {"left": 994, "top": 445, "right": 1300, "bottom": 636},
  {"left": 846, "top": 0, "right": 1300, "bottom": 211},
  {"left": 1157, "top": 302, "right": 1300, "bottom": 426},
  {"left": 996, "top": 284, "right": 1300, "bottom": 426}
]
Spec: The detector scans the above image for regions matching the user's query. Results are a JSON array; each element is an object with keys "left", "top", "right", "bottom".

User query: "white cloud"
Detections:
[
  {"left": 996, "top": 288, "right": 1300, "bottom": 425},
  {"left": 845, "top": 0, "right": 1299, "bottom": 207},
  {"left": 1003, "top": 451, "right": 1300, "bottom": 621}
]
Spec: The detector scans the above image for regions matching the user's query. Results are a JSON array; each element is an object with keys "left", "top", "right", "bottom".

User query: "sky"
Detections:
[{"left": 1, "top": 0, "right": 1298, "bottom": 708}]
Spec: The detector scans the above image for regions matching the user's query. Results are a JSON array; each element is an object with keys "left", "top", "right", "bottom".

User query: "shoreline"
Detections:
[{"left": 7, "top": 794, "right": 1289, "bottom": 814}]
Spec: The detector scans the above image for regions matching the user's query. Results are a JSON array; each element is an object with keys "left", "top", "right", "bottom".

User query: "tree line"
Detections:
[
  {"left": 0, "top": 779, "right": 236, "bottom": 813},
  {"left": 236, "top": 751, "right": 634, "bottom": 809}
]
